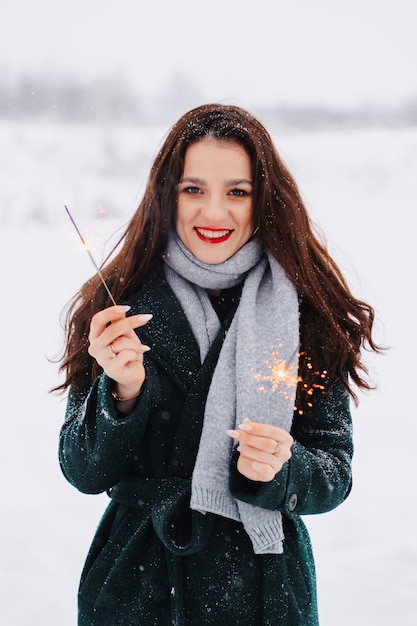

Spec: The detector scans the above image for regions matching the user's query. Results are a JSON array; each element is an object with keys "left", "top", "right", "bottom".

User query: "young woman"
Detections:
[{"left": 56, "top": 104, "right": 380, "bottom": 625}]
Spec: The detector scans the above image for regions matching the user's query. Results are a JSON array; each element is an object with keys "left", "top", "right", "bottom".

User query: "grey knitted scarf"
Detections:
[{"left": 164, "top": 231, "right": 299, "bottom": 554}]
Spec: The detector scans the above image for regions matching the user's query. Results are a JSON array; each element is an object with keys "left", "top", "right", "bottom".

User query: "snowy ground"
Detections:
[{"left": 1, "top": 119, "right": 416, "bottom": 625}]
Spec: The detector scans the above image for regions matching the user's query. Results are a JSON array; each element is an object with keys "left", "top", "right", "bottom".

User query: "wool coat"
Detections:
[{"left": 59, "top": 262, "right": 353, "bottom": 626}]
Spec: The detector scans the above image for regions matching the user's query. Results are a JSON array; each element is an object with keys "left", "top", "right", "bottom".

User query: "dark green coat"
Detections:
[{"left": 59, "top": 263, "right": 353, "bottom": 626}]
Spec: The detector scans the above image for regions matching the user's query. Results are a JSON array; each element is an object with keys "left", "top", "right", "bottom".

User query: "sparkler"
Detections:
[
  {"left": 252, "top": 346, "right": 328, "bottom": 415},
  {"left": 64, "top": 205, "right": 117, "bottom": 306},
  {"left": 253, "top": 346, "right": 298, "bottom": 401}
]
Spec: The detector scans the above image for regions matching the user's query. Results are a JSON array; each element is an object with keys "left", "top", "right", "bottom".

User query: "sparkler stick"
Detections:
[{"left": 64, "top": 205, "right": 117, "bottom": 306}]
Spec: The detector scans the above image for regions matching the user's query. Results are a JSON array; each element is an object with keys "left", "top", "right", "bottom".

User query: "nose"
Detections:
[{"left": 200, "top": 193, "right": 227, "bottom": 223}]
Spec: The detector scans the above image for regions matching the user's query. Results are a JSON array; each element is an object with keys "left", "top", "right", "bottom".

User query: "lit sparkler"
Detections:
[
  {"left": 64, "top": 205, "right": 117, "bottom": 306},
  {"left": 252, "top": 346, "right": 329, "bottom": 415},
  {"left": 253, "top": 345, "right": 298, "bottom": 401}
]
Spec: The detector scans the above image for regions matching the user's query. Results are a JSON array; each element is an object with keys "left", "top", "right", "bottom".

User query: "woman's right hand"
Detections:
[{"left": 88, "top": 305, "right": 152, "bottom": 400}]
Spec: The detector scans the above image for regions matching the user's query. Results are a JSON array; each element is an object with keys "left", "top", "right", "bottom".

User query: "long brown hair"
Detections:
[{"left": 54, "top": 103, "right": 381, "bottom": 406}]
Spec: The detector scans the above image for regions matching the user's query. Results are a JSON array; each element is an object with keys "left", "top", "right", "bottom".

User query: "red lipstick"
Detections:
[{"left": 194, "top": 227, "right": 233, "bottom": 244}]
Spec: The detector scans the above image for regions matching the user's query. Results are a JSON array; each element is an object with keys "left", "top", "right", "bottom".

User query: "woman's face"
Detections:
[{"left": 176, "top": 137, "right": 254, "bottom": 264}]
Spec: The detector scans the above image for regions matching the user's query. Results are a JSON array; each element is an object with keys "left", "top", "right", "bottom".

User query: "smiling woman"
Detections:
[
  {"left": 54, "top": 103, "right": 381, "bottom": 625},
  {"left": 176, "top": 138, "right": 254, "bottom": 264}
]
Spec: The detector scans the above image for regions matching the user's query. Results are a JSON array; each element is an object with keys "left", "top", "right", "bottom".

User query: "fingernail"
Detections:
[
  {"left": 139, "top": 314, "right": 153, "bottom": 322},
  {"left": 226, "top": 429, "right": 240, "bottom": 439},
  {"left": 141, "top": 345, "right": 151, "bottom": 352},
  {"left": 115, "top": 305, "right": 131, "bottom": 313},
  {"left": 238, "top": 421, "right": 253, "bottom": 432}
]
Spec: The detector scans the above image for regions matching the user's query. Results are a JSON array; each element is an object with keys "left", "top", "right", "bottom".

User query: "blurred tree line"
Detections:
[
  {"left": 0, "top": 72, "right": 203, "bottom": 124},
  {"left": 0, "top": 72, "right": 416, "bottom": 129}
]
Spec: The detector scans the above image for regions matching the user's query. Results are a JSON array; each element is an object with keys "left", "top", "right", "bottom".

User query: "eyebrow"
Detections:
[
  {"left": 226, "top": 178, "right": 253, "bottom": 186},
  {"left": 180, "top": 176, "right": 253, "bottom": 186}
]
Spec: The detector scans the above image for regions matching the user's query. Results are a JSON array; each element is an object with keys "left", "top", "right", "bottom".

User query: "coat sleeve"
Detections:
[
  {"left": 58, "top": 365, "right": 159, "bottom": 495},
  {"left": 229, "top": 378, "right": 353, "bottom": 516}
]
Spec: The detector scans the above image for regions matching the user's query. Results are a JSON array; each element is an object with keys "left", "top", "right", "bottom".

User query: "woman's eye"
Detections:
[
  {"left": 230, "top": 188, "right": 248, "bottom": 197},
  {"left": 183, "top": 186, "right": 201, "bottom": 194}
]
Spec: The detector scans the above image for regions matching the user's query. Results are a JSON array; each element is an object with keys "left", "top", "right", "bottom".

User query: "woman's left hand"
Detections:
[{"left": 226, "top": 419, "right": 293, "bottom": 482}]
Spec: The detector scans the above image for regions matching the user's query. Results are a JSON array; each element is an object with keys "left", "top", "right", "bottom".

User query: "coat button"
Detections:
[{"left": 287, "top": 493, "right": 298, "bottom": 512}]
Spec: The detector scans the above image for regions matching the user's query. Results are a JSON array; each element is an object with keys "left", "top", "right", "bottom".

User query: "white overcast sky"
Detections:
[{"left": 1, "top": 0, "right": 416, "bottom": 110}]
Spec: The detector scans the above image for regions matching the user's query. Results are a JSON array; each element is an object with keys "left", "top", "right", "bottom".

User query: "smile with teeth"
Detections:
[{"left": 194, "top": 227, "right": 234, "bottom": 243}]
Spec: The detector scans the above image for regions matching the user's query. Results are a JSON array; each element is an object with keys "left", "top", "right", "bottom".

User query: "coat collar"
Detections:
[{"left": 128, "top": 261, "right": 202, "bottom": 392}]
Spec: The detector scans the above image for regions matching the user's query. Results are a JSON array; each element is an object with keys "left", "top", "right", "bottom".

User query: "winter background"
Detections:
[{"left": 1, "top": 1, "right": 416, "bottom": 624}]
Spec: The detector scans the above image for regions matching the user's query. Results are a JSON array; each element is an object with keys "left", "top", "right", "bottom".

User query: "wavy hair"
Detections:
[{"left": 53, "top": 103, "right": 381, "bottom": 407}]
